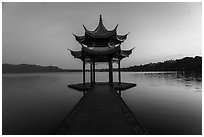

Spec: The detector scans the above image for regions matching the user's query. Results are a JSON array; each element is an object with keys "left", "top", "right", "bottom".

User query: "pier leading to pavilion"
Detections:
[{"left": 60, "top": 16, "right": 148, "bottom": 135}]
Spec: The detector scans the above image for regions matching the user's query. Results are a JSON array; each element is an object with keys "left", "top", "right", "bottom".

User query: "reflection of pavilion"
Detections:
[{"left": 69, "top": 15, "right": 134, "bottom": 85}]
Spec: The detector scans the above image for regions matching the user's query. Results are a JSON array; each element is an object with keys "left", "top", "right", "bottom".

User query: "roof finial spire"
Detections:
[{"left": 99, "top": 15, "right": 102, "bottom": 23}]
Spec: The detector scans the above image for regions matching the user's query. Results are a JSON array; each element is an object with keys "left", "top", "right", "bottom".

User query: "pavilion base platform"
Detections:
[
  {"left": 68, "top": 83, "right": 91, "bottom": 91},
  {"left": 68, "top": 82, "right": 136, "bottom": 92}
]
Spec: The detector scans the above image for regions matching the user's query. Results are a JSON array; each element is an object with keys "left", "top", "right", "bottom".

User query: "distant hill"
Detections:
[
  {"left": 2, "top": 56, "right": 202, "bottom": 73},
  {"left": 123, "top": 56, "right": 202, "bottom": 72},
  {"left": 2, "top": 64, "right": 81, "bottom": 73}
]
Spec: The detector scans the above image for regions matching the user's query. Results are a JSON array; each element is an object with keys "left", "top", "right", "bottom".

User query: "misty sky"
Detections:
[{"left": 2, "top": 2, "right": 202, "bottom": 69}]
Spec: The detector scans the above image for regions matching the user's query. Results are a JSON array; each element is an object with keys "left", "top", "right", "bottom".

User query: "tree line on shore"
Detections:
[
  {"left": 2, "top": 64, "right": 81, "bottom": 73},
  {"left": 122, "top": 56, "right": 202, "bottom": 72},
  {"left": 2, "top": 56, "right": 202, "bottom": 73}
]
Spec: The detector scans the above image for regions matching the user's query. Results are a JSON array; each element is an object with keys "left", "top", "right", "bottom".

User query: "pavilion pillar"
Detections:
[
  {"left": 118, "top": 59, "right": 121, "bottom": 84},
  {"left": 93, "top": 60, "right": 95, "bottom": 83},
  {"left": 83, "top": 59, "right": 86, "bottom": 85},
  {"left": 109, "top": 58, "right": 113, "bottom": 84},
  {"left": 90, "top": 61, "right": 93, "bottom": 85}
]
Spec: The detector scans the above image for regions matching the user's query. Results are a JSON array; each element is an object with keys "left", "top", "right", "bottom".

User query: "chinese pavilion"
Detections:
[{"left": 69, "top": 15, "right": 134, "bottom": 85}]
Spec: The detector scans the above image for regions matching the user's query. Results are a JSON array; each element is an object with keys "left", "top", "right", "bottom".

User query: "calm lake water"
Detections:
[{"left": 2, "top": 72, "right": 202, "bottom": 135}]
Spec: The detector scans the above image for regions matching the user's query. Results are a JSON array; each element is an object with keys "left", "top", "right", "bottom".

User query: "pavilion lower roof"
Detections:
[
  {"left": 82, "top": 46, "right": 120, "bottom": 55},
  {"left": 68, "top": 46, "right": 134, "bottom": 62}
]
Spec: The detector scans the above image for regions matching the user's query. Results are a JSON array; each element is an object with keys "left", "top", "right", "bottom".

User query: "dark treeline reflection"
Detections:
[
  {"left": 143, "top": 71, "right": 202, "bottom": 84},
  {"left": 2, "top": 71, "right": 202, "bottom": 135},
  {"left": 122, "top": 71, "right": 202, "bottom": 135},
  {"left": 2, "top": 73, "right": 83, "bottom": 135}
]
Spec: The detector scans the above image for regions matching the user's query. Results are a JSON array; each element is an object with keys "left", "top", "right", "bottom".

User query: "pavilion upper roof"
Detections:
[
  {"left": 84, "top": 15, "right": 117, "bottom": 38},
  {"left": 73, "top": 15, "right": 129, "bottom": 47}
]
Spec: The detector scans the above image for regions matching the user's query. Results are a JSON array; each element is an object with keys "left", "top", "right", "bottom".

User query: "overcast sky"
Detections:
[{"left": 2, "top": 2, "right": 202, "bottom": 69}]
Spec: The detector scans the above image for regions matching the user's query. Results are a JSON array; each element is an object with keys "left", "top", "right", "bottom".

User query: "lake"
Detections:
[{"left": 2, "top": 71, "right": 202, "bottom": 135}]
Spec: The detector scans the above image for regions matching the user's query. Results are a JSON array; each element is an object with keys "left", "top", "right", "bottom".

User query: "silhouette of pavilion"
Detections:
[{"left": 69, "top": 15, "right": 134, "bottom": 85}]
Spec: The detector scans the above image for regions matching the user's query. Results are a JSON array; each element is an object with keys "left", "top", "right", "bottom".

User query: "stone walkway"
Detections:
[{"left": 56, "top": 84, "right": 148, "bottom": 135}]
